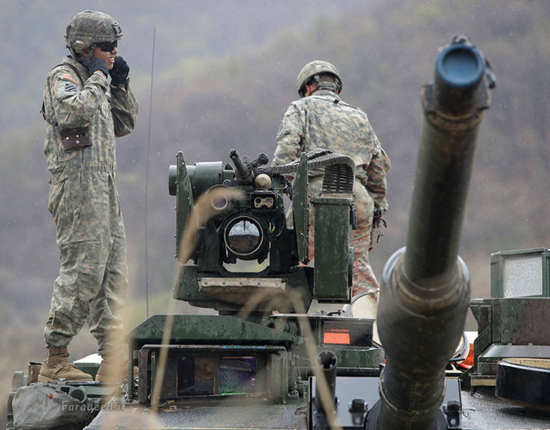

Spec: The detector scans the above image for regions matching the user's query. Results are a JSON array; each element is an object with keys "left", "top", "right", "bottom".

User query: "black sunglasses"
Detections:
[{"left": 96, "top": 40, "right": 118, "bottom": 52}]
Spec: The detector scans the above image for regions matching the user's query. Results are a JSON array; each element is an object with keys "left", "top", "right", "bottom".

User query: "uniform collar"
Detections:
[
  {"left": 64, "top": 56, "right": 89, "bottom": 76},
  {"left": 309, "top": 89, "right": 340, "bottom": 100}
]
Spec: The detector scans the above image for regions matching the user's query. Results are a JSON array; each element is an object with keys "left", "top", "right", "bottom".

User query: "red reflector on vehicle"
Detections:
[
  {"left": 324, "top": 328, "right": 350, "bottom": 345},
  {"left": 457, "top": 343, "right": 474, "bottom": 369},
  {"left": 464, "top": 343, "right": 475, "bottom": 366}
]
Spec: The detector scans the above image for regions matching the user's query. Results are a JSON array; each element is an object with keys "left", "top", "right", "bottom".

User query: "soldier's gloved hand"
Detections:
[
  {"left": 85, "top": 58, "right": 108, "bottom": 78},
  {"left": 109, "top": 56, "right": 130, "bottom": 86}
]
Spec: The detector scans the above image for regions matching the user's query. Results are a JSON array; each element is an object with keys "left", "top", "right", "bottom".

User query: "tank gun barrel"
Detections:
[
  {"left": 404, "top": 36, "right": 491, "bottom": 284},
  {"left": 373, "top": 37, "right": 493, "bottom": 430}
]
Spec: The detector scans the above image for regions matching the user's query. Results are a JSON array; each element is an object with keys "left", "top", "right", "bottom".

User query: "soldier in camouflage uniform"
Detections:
[
  {"left": 38, "top": 10, "right": 138, "bottom": 383},
  {"left": 273, "top": 60, "right": 390, "bottom": 301}
]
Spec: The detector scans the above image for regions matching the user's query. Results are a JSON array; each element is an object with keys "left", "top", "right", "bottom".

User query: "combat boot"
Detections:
[
  {"left": 96, "top": 355, "right": 129, "bottom": 383},
  {"left": 38, "top": 346, "right": 93, "bottom": 383}
]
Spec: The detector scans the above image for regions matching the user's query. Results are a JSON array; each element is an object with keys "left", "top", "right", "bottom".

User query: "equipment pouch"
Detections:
[{"left": 60, "top": 127, "right": 92, "bottom": 151}]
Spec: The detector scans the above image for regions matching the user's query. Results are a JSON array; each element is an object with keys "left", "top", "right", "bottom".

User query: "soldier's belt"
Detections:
[{"left": 60, "top": 127, "right": 92, "bottom": 151}]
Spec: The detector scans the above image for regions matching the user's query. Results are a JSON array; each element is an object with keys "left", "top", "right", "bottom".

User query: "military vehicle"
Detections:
[{"left": 7, "top": 36, "right": 550, "bottom": 429}]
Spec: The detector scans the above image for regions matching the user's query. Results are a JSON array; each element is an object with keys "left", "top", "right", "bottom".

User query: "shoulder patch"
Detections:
[
  {"left": 56, "top": 80, "right": 79, "bottom": 100},
  {"left": 61, "top": 73, "right": 80, "bottom": 86}
]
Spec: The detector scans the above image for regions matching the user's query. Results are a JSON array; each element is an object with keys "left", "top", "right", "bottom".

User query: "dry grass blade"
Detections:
[
  {"left": 288, "top": 292, "right": 343, "bottom": 430},
  {"left": 150, "top": 187, "right": 243, "bottom": 413},
  {"left": 237, "top": 286, "right": 343, "bottom": 430}
]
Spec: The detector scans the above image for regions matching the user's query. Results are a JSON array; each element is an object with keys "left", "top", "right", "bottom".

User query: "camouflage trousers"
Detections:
[
  {"left": 304, "top": 177, "right": 380, "bottom": 298},
  {"left": 44, "top": 163, "right": 128, "bottom": 354}
]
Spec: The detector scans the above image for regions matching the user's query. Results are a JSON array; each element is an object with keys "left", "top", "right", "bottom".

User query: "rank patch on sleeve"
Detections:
[{"left": 56, "top": 80, "right": 79, "bottom": 100}]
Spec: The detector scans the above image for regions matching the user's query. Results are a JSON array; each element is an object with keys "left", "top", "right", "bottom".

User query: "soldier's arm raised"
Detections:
[
  {"left": 49, "top": 69, "right": 108, "bottom": 129},
  {"left": 110, "top": 83, "right": 139, "bottom": 137}
]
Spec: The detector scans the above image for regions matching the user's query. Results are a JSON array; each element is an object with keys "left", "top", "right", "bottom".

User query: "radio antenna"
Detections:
[{"left": 144, "top": 27, "right": 156, "bottom": 319}]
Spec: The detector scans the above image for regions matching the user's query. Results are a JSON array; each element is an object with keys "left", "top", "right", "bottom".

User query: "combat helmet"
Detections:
[
  {"left": 296, "top": 60, "right": 343, "bottom": 98},
  {"left": 65, "top": 10, "right": 123, "bottom": 57}
]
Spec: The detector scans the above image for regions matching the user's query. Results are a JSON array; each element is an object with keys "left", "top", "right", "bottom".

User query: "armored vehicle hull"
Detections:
[{"left": 7, "top": 37, "right": 550, "bottom": 430}]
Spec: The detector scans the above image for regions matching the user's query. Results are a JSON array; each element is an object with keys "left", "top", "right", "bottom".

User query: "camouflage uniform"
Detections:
[
  {"left": 273, "top": 90, "right": 390, "bottom": 297},
  {"left": 42, "top": 56, "right": 138, "bottom": 354}
]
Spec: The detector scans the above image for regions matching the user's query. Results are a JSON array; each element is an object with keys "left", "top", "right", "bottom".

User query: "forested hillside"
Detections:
[{"left": 1, "top": 1, "right": 550, "bottom": 425}]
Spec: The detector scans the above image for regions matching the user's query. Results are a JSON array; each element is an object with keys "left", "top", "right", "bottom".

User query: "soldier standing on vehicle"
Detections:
[
  {"left": 272, "top": 61, "right": 389, "bottom": 315},
  {"left": 38, "top": 10, "right": 138, "bottom": 383}
]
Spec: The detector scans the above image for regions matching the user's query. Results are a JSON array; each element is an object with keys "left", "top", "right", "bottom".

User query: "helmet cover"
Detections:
[
  {"left": 296, "top": 60, "right": 342, "bottom": 97},
  {"left": 65, "top": 10, "right": 122, "bottom": 55}
]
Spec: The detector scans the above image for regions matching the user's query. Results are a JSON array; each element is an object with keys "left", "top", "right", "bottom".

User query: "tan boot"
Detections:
[
  {"left": 38, "top": 346, "right": 93, "bottom": 383},
  {"left": 96, "top": 355, "right": 128, "bottom": 383}
]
